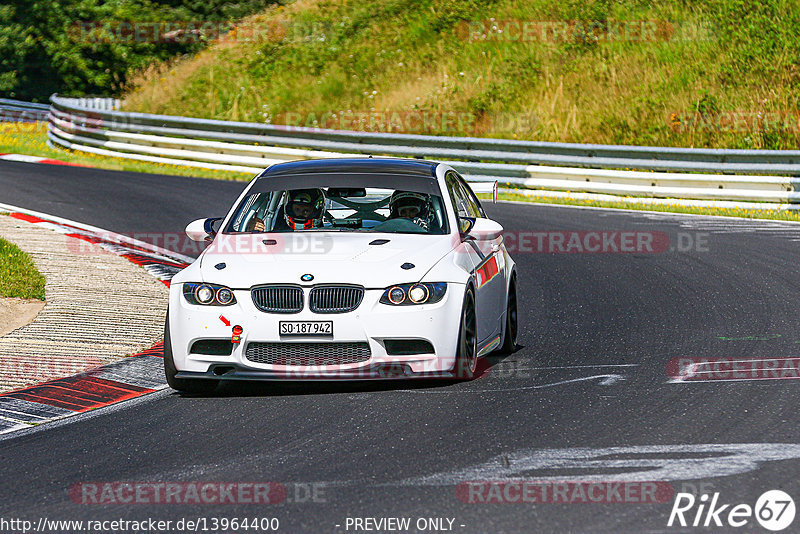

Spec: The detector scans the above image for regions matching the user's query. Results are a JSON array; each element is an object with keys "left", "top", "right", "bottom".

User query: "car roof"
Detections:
[{"left": 259, "top": 158, "right": 439, "bottom": 178}]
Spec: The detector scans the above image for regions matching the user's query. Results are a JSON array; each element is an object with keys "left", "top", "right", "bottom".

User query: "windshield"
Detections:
[{"left": 225, "top": 186, "right": 449, "bottom": 235}]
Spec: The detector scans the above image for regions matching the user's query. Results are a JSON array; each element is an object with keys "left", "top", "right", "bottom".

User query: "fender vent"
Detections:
[
  {"left": 384, "top": 339, "right": 435, "bottom": 356},
  {"left": 190, "top": 339, "right": 234, "bottom": 356}
]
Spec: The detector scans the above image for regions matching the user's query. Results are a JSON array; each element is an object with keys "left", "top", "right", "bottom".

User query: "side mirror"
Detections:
[
  {"left": 465, "top": 217, "right": 503, "bottom": 241},
  {"left": 186, "top": 217, "right": 222, "bottom": 242},
  {"left": 459, "top": 217, "right": 475, "bottom": 235},
  {"left": 465, "top": 180, "right": 498, "bottom": 203}
]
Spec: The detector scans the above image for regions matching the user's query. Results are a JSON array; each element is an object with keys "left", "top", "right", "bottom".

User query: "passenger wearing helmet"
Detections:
[
  {"left": 282, "top": 188, "right": 325, "bottom": 230},
  {"left": 389, "top": 191, "right": 434, "bottom": 231}
]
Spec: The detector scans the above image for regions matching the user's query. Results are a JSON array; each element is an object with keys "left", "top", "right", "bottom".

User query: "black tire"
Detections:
[
  {"left": 452, "top": 288, "right": 478, "bottom": 380},
  {"left": 164, "top": 312, "right": 218, "bottom": 394},
  {"left": 499, "top": 277, "right": 518, "bottom": 354}
]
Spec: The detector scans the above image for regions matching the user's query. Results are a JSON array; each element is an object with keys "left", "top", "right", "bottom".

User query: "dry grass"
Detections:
[{"left": 119, "top": 0, "right": 799, "bottom": 148}]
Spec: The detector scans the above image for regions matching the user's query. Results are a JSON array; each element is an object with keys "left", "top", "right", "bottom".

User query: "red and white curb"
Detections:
[
  {"left": 0, "top": 202, "right": 194, "bottom": 285},
  {"left": 0, "top": 153, "right": 88, "bottom": 167},
  {"left": 0, "top": 203, "right": 192, "bottom": 436},
  {"left": 0, "top": 344, "right": 166, "bottom": 434}
]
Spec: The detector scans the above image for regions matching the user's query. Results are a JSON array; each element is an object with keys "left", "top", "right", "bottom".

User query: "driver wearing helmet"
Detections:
[
  {"left": 389, "top": 191, "right": 434, "bottom": 231},
  {"left": 281, "top": 188, "right": 326, "bottom": 230}
]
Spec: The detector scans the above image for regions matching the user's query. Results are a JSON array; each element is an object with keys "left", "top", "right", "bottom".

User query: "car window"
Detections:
[
  {"left": 456, "top": 175, "right": 486, "bottom": 218},
  {"left": 445, "top": 171, "right": 471, "bottom": 218},
  {"left": 224, "top": 187, "right": 449, "bottom": 235}
]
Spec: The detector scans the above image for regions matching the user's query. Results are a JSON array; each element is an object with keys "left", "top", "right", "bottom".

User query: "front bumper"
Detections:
[{"left": 168, "top": 283, "right": 465, "bottom": 380}]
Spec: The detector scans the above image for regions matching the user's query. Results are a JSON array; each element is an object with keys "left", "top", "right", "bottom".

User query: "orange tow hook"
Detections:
[{"left": 231, "top": 325, "right": 243, "bottom": 344}]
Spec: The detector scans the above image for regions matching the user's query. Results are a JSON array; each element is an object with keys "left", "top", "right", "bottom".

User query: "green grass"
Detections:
[
  {"left": 0, "top": 235, "right": 46, "bottom": 300},
  {"left": 123, "top": 0, "right": 800, "bottom": 150},
  {"left": 0, "top": 123, "right": 254, "bottom": 181}
]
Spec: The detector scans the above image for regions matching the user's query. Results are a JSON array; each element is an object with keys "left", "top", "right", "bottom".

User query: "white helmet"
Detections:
[{"left": 284, "top": 189, "right": 325, "bottom": 230}]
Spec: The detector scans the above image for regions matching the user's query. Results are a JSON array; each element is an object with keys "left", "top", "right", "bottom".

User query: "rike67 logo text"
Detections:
[{"left": 668, "top": 490, "right": 795, "bottom": 531}]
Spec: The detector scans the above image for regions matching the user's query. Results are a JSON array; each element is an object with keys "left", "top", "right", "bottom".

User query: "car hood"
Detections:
[{"left": 198, "top": 232, "right": 456, "bottom": 288}]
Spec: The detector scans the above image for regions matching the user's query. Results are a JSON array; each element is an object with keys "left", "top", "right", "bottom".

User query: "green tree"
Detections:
[{"left": 0, "top": 0, "right": 279, "bottom": 101}]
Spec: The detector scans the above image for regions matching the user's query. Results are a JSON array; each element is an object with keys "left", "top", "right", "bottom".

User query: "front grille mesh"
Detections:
[
  {"left": 245, "top": 342, "right": 371, "bottom": 366},
  {"left": 309, "top": 286, "right": 364, "bottom": 313},
  {"left": 252, "top": 285, "right": 303, "bottom": 313}
]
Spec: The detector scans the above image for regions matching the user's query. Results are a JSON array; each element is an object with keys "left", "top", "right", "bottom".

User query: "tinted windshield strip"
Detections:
[{"left": 250, "top": 173, "right": 441, "bottom": 196}]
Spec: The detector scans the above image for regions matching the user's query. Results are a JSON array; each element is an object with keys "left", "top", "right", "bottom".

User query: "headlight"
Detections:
[
  {"left": 408, "top": 284, "right": 428, "bottom": 303},
  {"left": 216, "top": 287, "right": 234, "bottom": 305},
  {"left": 183, "top": 283, "right": 237, "bottom": 306},
  {"left": 388, "top": 286, "right": 407, "bottom": 304},
  {"left": 196, "top": 285, "right": 214, "bottom": 304},
  {"left": 380, "top": 283, "right": 446, "bottom": 306}
]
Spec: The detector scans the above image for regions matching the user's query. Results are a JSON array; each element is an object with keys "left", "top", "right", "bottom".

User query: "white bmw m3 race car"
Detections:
[{"left": 164, "top": 158, "right": 517, "bottom": 392}]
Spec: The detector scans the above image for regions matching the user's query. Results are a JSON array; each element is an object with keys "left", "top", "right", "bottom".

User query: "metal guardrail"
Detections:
[
  {"left": 61, "top": 97, "right": 121, "bottom": 111},
  {"left": 1, "top": 94, "right": 794, "bottom": 206},
  {"left": 0, "top": 98, "right": 50, "bottom": 123},
  {"left": 47, "top": 95, "right": 800, "bottom": 174}
]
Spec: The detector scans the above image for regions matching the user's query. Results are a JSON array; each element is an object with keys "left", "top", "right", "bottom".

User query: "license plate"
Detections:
[{"left": 279, "top": 321, "right": 333, "bottom": 336}]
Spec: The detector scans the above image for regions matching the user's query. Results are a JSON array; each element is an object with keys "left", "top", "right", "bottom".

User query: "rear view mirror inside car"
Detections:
[{"left": 327, "top": 187, "right": 367, "bottom": 198}]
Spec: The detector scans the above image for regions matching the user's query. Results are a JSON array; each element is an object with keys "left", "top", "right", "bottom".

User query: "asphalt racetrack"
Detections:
[{"left": 3, "top": 160, "right": 800, "bottom": 532}]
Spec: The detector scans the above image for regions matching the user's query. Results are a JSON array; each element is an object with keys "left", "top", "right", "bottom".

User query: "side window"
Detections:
[
  {"left": 227, "top": 191, "right": 281, "bottom": 232},
  {"left": 456, "top": 175, "right": 486, "bottom": 218},
  {"left": 445, "top": 171, "right": 470, "bottom": 218}
]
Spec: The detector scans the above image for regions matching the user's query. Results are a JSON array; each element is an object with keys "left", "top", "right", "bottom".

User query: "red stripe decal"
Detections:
[{"left": 476, "top": 256, "right": 500, "bottom": 288}]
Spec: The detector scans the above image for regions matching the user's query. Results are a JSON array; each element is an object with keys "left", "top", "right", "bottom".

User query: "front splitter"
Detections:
[{"left": 175, "top": 362, "right": 465, "bottom": 381}]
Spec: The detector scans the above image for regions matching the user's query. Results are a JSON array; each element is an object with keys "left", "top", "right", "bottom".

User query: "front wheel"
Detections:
[
  {"left": 164, "top": 312, "right": 218, "bottom": 394},
  {"left": 499, "top": 278, "right": 518, "bottom": 354},
  {"left": 452, "top": 288, "right": 478, "bottom": 380}
]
